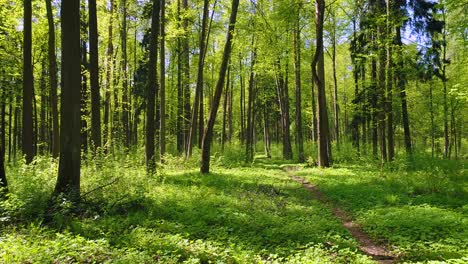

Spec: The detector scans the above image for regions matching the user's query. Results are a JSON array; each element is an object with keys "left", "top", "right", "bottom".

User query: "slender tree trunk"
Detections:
[
  {"left": 313, "top": 0, "right": 331, "bottom": 167},
  {"left": 89, "top": 0, "right": 101, "bottom": 149},
  {"left": 146, "top": 0, "right": 160, "bottom": 172},
  {"left": 263, "top": 86, "right": 271, "bottom": 158},
  {"left": 80, "top": 31, "right": 89, "bottom": 152},
  {"left": 55, "top": 0, "right": 81, "bottom": 198},
  {"left": 386, "top": 0, "right": 394, "bottom": 161},
  {"left": 294, "top": 15, "right": 304, "bottom": 162},
  {"left": 121, "top": 0, "right": 130, "bottom": 149},
  {"left": 8, "top": 96, "right": 12, "bottom": 162},
  {"left": 45, "top": 0, "right": 60, "bottom": 158},
  {"left": 378, "top": 23, "right": 387, "bottom": 163},
  {"left": 182, "top": 0, "right": 191, "bottom": 150},
  {"left": 331, "top": 15, "right": 340, "bottom": 150},
  {"left": 429, "top": 80, "right": 435, "bottom": 157},
  {"left": 13, "top": 95, "right": 19, "bottom": 162},
  {"left": 395, "top": 26, "right": 411, "bottom": 154},
  {"left": 186, "top": 0, "right": 209, "bottom": 157},
  {"left": 239, "top": 55, "right": 245, "bottom": 144},
  {"left": 442, "top": 10, "right": 449, "bottom": 159},
  {"left": 160, "top": 0, "right": 166, "bottom": 160},
  {"left": 276, "top": 61, "right": 293, "bottom": 160},
  {"left": 23, "top": 0, "right": 34, "bottom": 164},
  {"left": 0, "top": 88, "right": 7, "bottom": 193},
  {"left": 310, "top": 61, "right": 318, "bottom": 142},
  {"left": 228, "top": 74, "right": 233, "bottom": 142},
  {"left": 176, "top": 0, "right": 184, "bottom": 153},
  {"left": 103, "top": 0, "right": 114, "bottom": 150},
  {"left": 39, "top": 60, "right": 47, "bottom": 154},
  {"left": 246, "top": 48, "right": 256, "bottom": 163},
  {"left": 201, "top": 0, "right": 239, "bottom": 173},
  {"left": 222, "top": 64, "right": 230, "bottom": 151}
]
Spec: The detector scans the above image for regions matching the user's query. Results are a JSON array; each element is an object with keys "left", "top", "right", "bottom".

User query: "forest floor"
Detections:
[{"left": 0, "top": 151, "right": 467, "bottom": 263}]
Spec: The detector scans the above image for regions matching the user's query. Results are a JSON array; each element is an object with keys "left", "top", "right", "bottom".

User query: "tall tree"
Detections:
[
  {"left": 146, "top": 0, "right": 160, "bottom": 172},
  {"left": 0, "top": 88, "right": 7, "bottom": 193},
  {"left": 22, "top": 0, "right": 34, "bottom": 164},
  {"left": 294, "top": 6, "right": 304, "bottom": 162},
  {"left": 182, "top": 0, "right": 191, "bottom": 149},
  {"left": 54, "top": 0, "right": 82, "bottom": 198},
  {"left": 201, "top": 0, "right": 239, "bottom": 173},
  {"left": 313, "top": 0, "right": 331, "bottom": 167},
  {"left": 89, "top": 0, "right": 101, "bottom": 149},
  {"left": 160, "top": 0, "right": 166, "bottom": 160},
  {"left": 330, "top": 9, "right": 340, "bottom": 149},
  {"left": 121, "top": 0, "right": 130, "bottom": 149},
  {"left": 186, "top": 0, "right": 209, "bottom": 158},
  {"left": 103, "top": 0, "right": 114, "bottom": 150},
  {"left": 45, "top": 0, "right": 60, "bottom": 158}
]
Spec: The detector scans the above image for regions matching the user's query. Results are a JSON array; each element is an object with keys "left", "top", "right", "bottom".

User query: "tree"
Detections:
[
  {"left": 186, "top": 0, "right": 210, "bottom": 158},
  {"left": 160, "top": 0, "right": 166, "bottom": 160},
  {"left": 45, "top": 0, "right": 60, "bottom": 158},
  {"left": 89, "top": 0, "right": 101, "bottom": 149},
  {"left": 121, "top": 0, "right": 130, "bottom": 149},
  {"left": 146, "top": 0, "right": 160, "bottom": 172},
  {"left": 0, "top": 87, "right": 7, "bottom": 193},
  {"left": 294, "top": 4, "right": 304, "bottom": 162},
  {"left": 313, "top": 0, "right": 331, "bottom": 167},
  {"left": 22, "top": 0, "right": 34, "bottom": 164},
  {"left": 103, "top": 0, "right": 115, "bottom": 150},
  {"left": 54, "top": 0, "right": 82, "bottom": 198},
  {"left": 201, "top": 0, "right": 240, "bottom": 174}
]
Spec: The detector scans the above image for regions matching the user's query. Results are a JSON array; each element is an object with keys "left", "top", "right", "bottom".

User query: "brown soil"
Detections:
[{"left": 287, "top": 169, "right": 398, "bottom": 264}]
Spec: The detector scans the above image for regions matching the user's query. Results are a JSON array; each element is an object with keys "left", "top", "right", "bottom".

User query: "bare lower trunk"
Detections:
[
  {"left": 201, "top": 0, "right": 239, "bottom": 173},
  {"left": 313, "top": 0, "right": 331, "bottom": 167}
]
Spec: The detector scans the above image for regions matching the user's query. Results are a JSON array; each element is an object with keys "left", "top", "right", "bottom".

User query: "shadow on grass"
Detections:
[{"left": 65, "top": 169, "right": 356, "bottom": 261}]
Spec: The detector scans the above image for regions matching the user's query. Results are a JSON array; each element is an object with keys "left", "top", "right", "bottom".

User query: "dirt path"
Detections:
[{"left": 285, "top": 168, "right": 397, "bottom": 264}]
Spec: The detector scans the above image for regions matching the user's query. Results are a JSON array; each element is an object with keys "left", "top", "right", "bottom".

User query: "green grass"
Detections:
[
  {"left": 296, "top": 155, "right": 468, "bottom": 263},
  {"left": 0, "top": 153, "right": 373, "bottom": 263}
]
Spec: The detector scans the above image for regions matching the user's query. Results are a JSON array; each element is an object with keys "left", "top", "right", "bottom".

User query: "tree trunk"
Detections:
[
  {"left": 55, "top": 0, "right": 81, "bottom": 198},
  {"left": 103, "top": 0, "right": 114, "bottom": 150},
  {"left": 313, "top": 0, "right": 331, "bottom": 167},
  {"left": 222, "top": 64, "right": 230, "bottom": 152},
  {"left": 276, "top": 61, "right": 293, "bottom": 161},
  {"left": 378, "top": 23, "right": 387, "bottom": 163},
  {"left": 146, "top": 0, "right": 160, "bottom": 172},
  {"left": 182, "top": 0, "right": 191, "bottom": 151},
  {"left": 310, "top": 61, "right": 318, "bottom": 142},
  {"left": 176, "top": 0, "right": 184, "bottom": 153},
  {"left": 45, "top": 0, "right": 60, "bottom": 158},
  {"left": 89, "top": 0, "right": 101, "bottom": 149},
  {"left": 246, "top": 47, "right": 256, "bottom": 163},
  {"left": 40, "top": 60, "right": 47, "bottom": 154},
  {"left": 331, "top": 14, "right": 340, "bottom": 150},
  {"left": 294, "top": 15, "right": 304, "bottom": 162},
  {"left": 186, "top": 0, "right": 209, "bottom": 158},
  {"left": 201, "top": 0, "right": 239, "bottom": 174},
  {"left": 121, "top": 0, "right": 130, "bottom": 149},
  {"left": 23, "top": 0, "right": 34, "bottom": 164},
  {"left": 386, "top": 0, "right": 394, "bottom": 161},
  {"left": 0, "top": 88, "right": 7, "bottom": 193},
  {"left": 442, "top": 10, "right": 449, "bottom": 159},
  {"left": 395, "top": 26, "right": 411, "bottom": 155},
  {"left": 240, "top": 56, "right": 245, "bottom": 144},
  {"left": 160, "top": 0, "right": 166, "bottom": 160},
  {"left": 81, "top": 37, "right": 89, "bottom": 153}
]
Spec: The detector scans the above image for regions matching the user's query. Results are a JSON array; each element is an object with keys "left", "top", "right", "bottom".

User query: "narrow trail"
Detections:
[{"left": 284, "top": 167, "right": 397, "bottom": 264}]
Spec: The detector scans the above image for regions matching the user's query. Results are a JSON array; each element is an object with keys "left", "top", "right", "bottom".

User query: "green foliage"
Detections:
[{"left": 1, "top": 154, "right": 376, "bottom": 263}]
